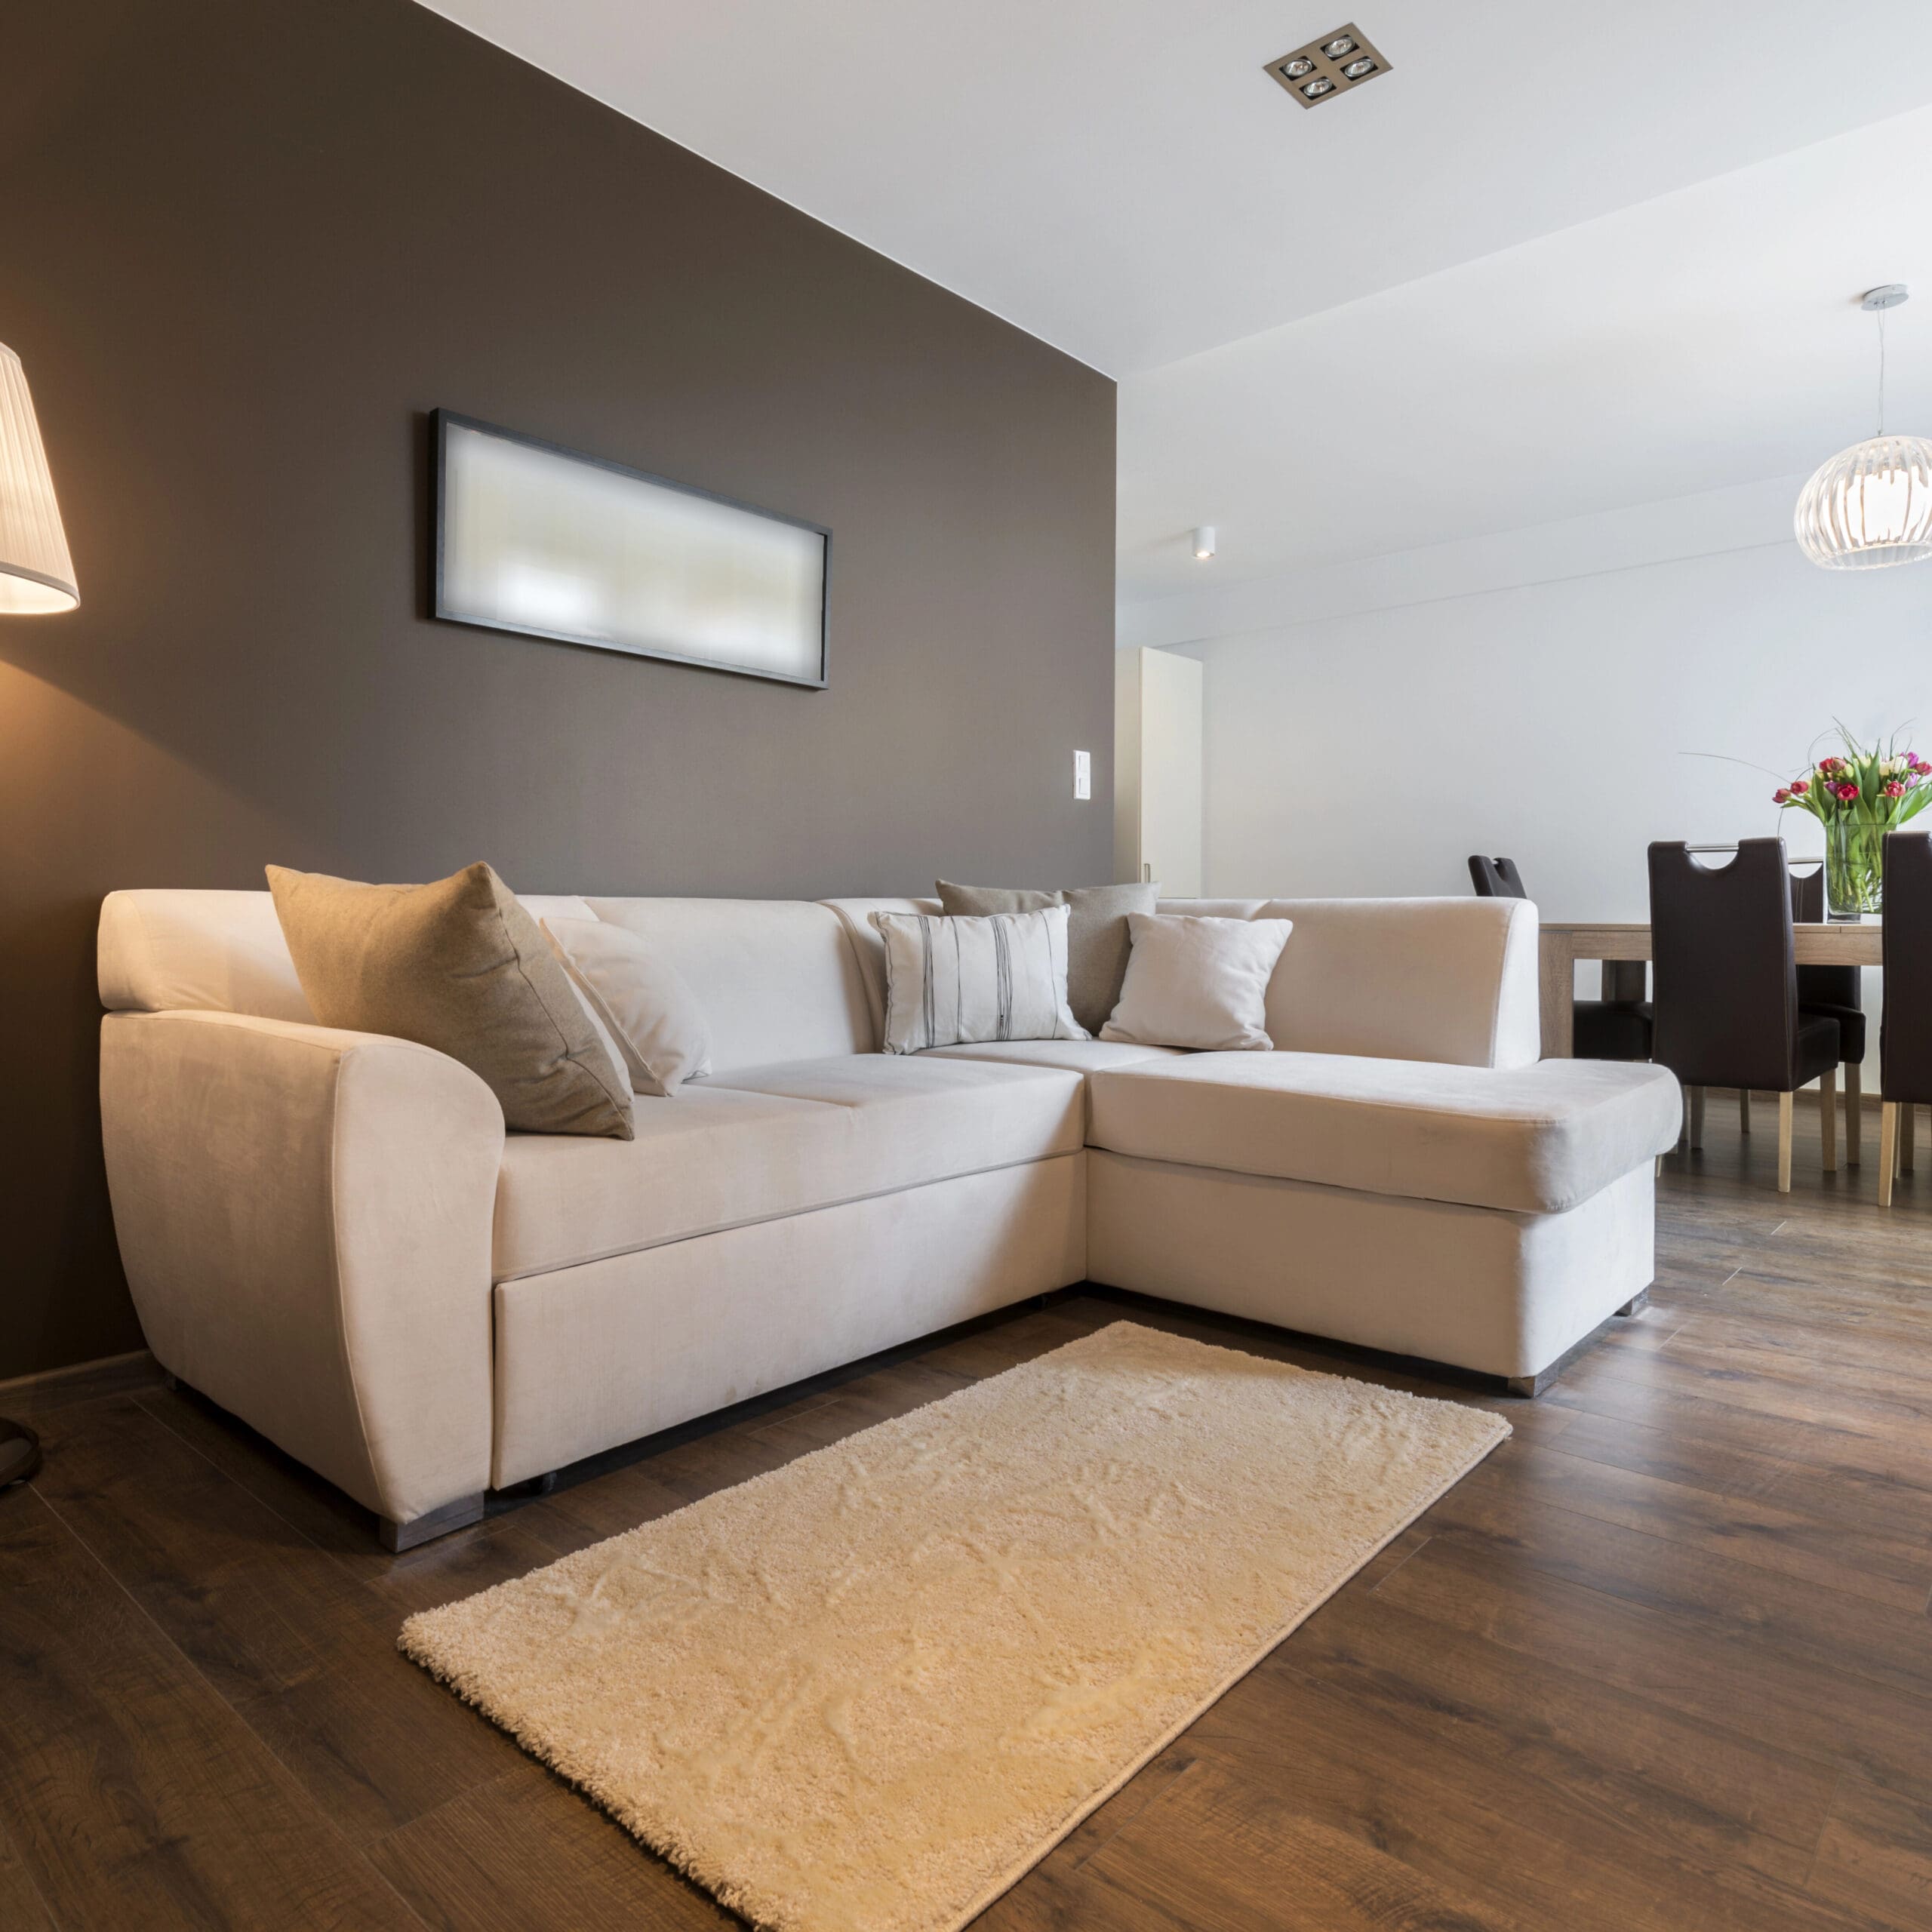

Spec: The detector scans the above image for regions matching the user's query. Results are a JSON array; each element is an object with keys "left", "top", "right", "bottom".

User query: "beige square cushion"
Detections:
[
  {"left": 542, "top": 915, "right": 712, "bottom": 1097},
  {"left": 267, "top": 862, "right": 633, "bottom": 1139},
  {"left": 937, "top": 881, "right": 1158, "bottom": 1032},
  {"left": 1100, "top": 913, "right": 1293, "bottom": 1051}
]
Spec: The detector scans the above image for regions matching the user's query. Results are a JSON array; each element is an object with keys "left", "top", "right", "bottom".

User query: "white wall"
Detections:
[{"left": 1166, "top": 535, "right": 1932, "bottom": 915}]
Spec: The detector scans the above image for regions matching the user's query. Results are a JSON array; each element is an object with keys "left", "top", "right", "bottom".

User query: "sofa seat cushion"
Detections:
[
  {"left": 919, "top": 1039, "right": 1189, "bottom": 1078},
  {"left": 708, "top": 1054, "right": 1084, "bottom": 1175},
  {"left": 495, "top": 1055, "right": 1084, "bottom": 1280},
  {"left": 1088, "top": 1053, "right": 1681, "bottom": 1215}
]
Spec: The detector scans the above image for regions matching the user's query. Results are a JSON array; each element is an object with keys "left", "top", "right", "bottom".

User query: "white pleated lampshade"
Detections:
[
  {"left": 1794, "top": 433, "right": 1932, "bottom": 571},
  {"left": 0, "top": 343, "right": 78, "bottom": 613}
]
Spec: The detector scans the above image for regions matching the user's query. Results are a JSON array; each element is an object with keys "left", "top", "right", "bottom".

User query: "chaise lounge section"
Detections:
[{"left": 97, "top": 888, "right": 1679, "bottom": 1546}]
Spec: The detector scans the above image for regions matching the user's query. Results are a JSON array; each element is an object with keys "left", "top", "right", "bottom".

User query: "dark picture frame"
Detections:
[{"left": 432, "top": 409, "right": 830, "bottom": 688}]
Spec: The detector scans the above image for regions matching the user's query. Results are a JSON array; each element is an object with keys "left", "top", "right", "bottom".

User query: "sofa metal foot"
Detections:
[
  {"left": 379, "top": 1492, "right": 485, "bottom": 1552},
  {"left": 533, "top": 1471, "right": 558, "bottom": 1497},
  {"left": 1506, "top": 1370, "right": 1555, "bottom": 1398},
  {"left": 1616, "top": 1287, "right": 1651, "bottom": 1317}
]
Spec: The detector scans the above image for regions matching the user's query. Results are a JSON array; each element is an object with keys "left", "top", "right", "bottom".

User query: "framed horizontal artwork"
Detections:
[{"left": 432, "top": 411, "right": 829, "bottom": 688}]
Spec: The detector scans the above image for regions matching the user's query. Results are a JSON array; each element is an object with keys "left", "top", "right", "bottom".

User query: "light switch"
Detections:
[{"left": 1073, "top": 749, "right": 1091, "bottom": 800}]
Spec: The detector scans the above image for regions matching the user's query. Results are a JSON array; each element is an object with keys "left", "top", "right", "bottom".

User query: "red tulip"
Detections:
[
  {"left": 1791, "top": 777, "right": 1810, "bottom": 795},
  {"left": 1837, "top": 780, "right": 1861, "bottom": 801},
  {"left": 1885, "top": 781, "right": 1906, "bottom": 798},
  {"left": 1774, "top": 788, "right": 1791, "bottom": 803}
]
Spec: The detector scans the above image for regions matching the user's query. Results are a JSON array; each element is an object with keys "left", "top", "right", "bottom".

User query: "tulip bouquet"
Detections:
[{"left": 1774, "top": 728, "right": 1932, "bottom": 918}]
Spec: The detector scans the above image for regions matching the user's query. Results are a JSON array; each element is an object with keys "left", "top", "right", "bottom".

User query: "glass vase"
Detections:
[{"left": 1825, "top": 815, "right": 1884, "bottom": 921}]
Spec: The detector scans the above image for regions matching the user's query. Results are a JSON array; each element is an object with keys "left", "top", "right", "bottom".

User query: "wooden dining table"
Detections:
[{"left": 1538, "top": 920, "right": 1881, "bottom": 1057}]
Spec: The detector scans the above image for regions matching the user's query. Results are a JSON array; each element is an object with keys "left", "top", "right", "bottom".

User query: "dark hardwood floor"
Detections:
[{"left": 5, "top": 1100, "right": 1932, "bottom": 1929}]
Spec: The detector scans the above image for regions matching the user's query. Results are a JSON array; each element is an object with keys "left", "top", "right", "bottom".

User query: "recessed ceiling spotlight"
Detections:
[{"left": 1265, "top": 23, "right": 1391, "bottom": 107}]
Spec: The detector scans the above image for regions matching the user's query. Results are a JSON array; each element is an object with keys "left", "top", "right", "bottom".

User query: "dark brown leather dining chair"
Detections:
[
  {"left": 1880, "top": 832, "right": 1932, "bottom": 1206},
  {"left": 1787, "top": 863, "right": 1866, "bottom": 1165},
  {"left": 1467, "top": 855, "right": 1653, "bottom": 1061},
  {"left": 1648, "top": 838, "right": 1841, "bottom": 1192}
]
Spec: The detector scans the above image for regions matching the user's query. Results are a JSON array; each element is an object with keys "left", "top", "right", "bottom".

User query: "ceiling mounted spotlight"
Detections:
[
  {"left": 1192, "top": 526, "right": 1217, "bottom": 561},
  {"left": 1265, "top": 22, "right": 1390, "bottom": 106}
]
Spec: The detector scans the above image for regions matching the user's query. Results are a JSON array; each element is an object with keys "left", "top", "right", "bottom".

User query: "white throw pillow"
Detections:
[
  {"left": 542, "top": 916, "right": 713, "bottom": 1096},
  {"left": 1100, "top": 913, "right": 1293, "bottom": 1051},
  {"left": 869, "top": 907, "right": 1089, "bottom": 1054}
]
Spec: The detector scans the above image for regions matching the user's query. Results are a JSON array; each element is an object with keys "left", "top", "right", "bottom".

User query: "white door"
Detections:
[{"left": 1115, "top": 648, "right": 1202, "bottom": 894}]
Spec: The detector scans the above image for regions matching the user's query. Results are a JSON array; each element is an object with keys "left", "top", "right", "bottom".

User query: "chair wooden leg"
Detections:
[
  {"left": 1904, "top": 1103, "right": 1918, "bottom": 1174},
  {"left": 1820, "top": 1067, "right": 1838, "bottom": 1173},
  {"left": 1880, "top": 1101, "right": 1899, "bottom": 1207},
  {"left": 1846, "top": 1061, "right": 1862, "bottom": 1167},
  {"left": 1738, "top": 1088, "right": 1750, "bottom": 1134},
  {"left": 1777, "top": 1091, "right": 1794, "bottom": 1193},
  {"left": 1688, "top": 1085, "right": 1706, "bottom": 1151}
]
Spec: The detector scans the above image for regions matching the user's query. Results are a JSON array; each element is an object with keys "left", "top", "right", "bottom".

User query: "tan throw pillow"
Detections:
[
  {"left": 541, "top": 915, "right": 712, "bottom": 1097},
  {"left": 936, "top": 880, "right": 1158, "bottom": 1034},
  {"left": 1100, "top": 913, "right": 1293, "bottom": 1051},
  {"left": 266, "top": 862, "right": 634, "bottom": 1139}
]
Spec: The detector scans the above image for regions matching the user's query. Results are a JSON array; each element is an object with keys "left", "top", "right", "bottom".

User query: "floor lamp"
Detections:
[{"left": 1, "top": 340, "right": 81, "bottom": 1490}]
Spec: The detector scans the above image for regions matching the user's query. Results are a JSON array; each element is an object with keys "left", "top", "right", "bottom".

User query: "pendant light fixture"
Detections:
[{"left": 1795, "top": 286, "right": 1932, "bottom": 571}]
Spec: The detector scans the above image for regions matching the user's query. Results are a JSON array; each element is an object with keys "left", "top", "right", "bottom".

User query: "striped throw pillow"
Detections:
[{"left": 869, "top": 907, "right": 1089, "bottom": 1054}]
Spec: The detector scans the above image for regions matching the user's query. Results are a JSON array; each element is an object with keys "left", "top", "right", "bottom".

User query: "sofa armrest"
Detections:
[{"left": 100, "top": 1009, "right": 505, "bottom": 1531}]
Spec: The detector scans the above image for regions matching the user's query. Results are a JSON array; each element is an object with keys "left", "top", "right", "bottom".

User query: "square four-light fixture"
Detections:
[{"left": 1265, "top": 23, "right": 1390, "bottom": 106}]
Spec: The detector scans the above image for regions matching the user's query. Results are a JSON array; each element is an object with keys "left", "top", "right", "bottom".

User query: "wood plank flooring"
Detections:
[{"left": 5, "top": 1102, "right": 1932, "bottom": 1928}]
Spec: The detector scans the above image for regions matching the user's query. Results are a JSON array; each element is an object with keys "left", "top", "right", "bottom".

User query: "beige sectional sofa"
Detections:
[{"left": 97, "top": 888, "right": 1679, "bottom": 1548}]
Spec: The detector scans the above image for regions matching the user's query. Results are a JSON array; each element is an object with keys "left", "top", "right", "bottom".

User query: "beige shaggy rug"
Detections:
[{"left": 401, "top": 1321, "right": 1508, "bottom": 1932}]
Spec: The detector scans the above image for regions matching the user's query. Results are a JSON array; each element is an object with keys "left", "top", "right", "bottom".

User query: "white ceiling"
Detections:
[
  {"left": 420, "top": 1, "right": 1932, "bottom": 601},
  {"left": 1120, "top": 103, "right": 1932, "bottom": 598}
]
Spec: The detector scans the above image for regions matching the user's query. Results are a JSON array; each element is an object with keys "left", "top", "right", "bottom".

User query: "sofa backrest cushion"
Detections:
[
  {"left": 1155, "top": 899, "right": 1269, "bottom": 920},
  {"left": 821, "top": 898, "right": 941, "bottom": 1042},
  {"left": 586, "top": 897, "right": 874, "bottom": 1072},
  {"left": 1260, "top": 897, "right": 1538, "bottom": 1068},
  {"left": 98, "top": 888, "right": 598, "bottom": 1021},
  {"left": 100, "top": 890, "right": 313, "bottom": 1021}
]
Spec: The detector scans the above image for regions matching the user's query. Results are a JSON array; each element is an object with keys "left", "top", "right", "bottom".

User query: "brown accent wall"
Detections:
[{"left": 0, "top": 0, "right": 1115, "bottom": 1378}]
